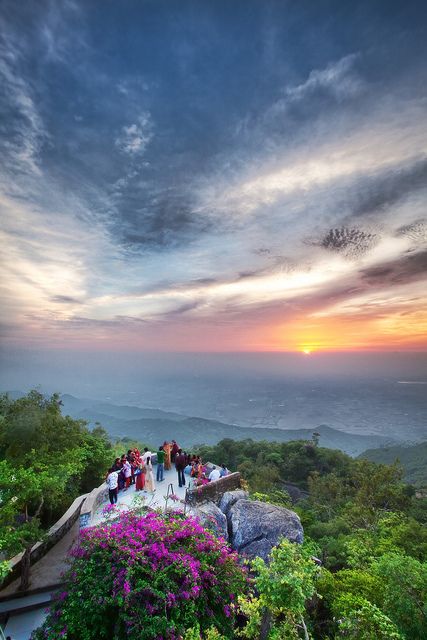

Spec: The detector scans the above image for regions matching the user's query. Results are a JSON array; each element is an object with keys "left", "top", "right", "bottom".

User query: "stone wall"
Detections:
[
  {"left": 186, "top": 472, "right": 241, "bottom": 506},
  {"left": 79, "top": 481, "right": 109, "bottom": 528}
]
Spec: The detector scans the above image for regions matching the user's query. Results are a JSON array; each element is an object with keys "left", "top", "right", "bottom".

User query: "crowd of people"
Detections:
[{"left": 105, "top": 440, "right": 230, "bottom": 505}]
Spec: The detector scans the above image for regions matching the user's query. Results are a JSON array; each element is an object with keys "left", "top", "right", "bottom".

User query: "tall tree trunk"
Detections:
[
  {"left": 19, "top": 496, "right": 44, "bottom": 591},
  {"left": 19, "top": 546, "right": 31, "bottom": 591},
  {"left": 300, "top": 615, "right": 310, "bottom": 640},
  {"left": 259, "top": 608, "right": 272, "bottom": 640}
]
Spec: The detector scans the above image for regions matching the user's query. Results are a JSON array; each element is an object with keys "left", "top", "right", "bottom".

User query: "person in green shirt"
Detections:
[{"left": 156, "top": 446, "right": 166, "bottom": 482}]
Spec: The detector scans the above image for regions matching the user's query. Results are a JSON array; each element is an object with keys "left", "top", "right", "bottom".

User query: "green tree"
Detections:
[
  {"left": 335, "top": 598, "right": 404, "bottom": 639},
  {"left": 238, "top": 539, "right": 320, "bottom": 639},
  {"left": 372, "top": 552, "right": 427, "bottom": 639},
  {"left": 0, "top": 460, "right": 80, "bottom": 589}
]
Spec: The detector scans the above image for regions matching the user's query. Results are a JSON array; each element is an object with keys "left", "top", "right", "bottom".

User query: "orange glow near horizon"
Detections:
[{"left": 271, "top": 309, "right": 427, "bottom": 353}]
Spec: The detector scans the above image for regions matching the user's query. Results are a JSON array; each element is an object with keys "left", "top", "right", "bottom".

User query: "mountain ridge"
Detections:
[{"left": 60, "top": 393, "right": 396, "bottom": 456}]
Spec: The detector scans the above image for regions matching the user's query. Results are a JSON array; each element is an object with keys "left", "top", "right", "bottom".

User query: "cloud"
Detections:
[
  {"left": 316, "top": 227, "right": 378, "bottom": 258},
  {"left": 113, "top": 184, "right": 211, "bottom": 250},
  {"left": 284, "top": 54, "right": 364, "bottom": 102},
  {"left": 360, "top": 249, "right": 427, "bottom": 287},
  {"left": 115, "top": 113, "right": 153, "bottom": 156},
  {"left": 0, "top": 2, "right": 426, "bottom": 352},
  {"left": 50, "top": 295, "right": 83, "bottom": 304},
  {"left": 395, "top": 219, "right": 427, "bottom": 243},
  {"left": 348, "top": 156, "right": 427, "bottom": 218},
  {"left": 0, "top": 34, "right": 48, "bottom": 178}
]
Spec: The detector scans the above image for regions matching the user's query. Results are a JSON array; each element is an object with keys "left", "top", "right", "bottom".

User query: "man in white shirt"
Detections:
[
  {"left": 106, "top": 468, "right": 119, "bottom": 504},
  {"left": 208, "top": 466, "right": 221, "bottom": 482}
]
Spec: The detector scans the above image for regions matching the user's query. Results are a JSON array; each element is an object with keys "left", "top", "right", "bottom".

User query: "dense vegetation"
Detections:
[
  {"left": 0, "top": 391, "right": 112, "bottom": 587},
  {"left": 360, "top": 441, "right": 427, "bottom": 488},
  {"left": 196, "top": 438, "right": 427, "bottom": 639},
  {"left": 2, "top": 392, "right": 426, "bottom": 638}
]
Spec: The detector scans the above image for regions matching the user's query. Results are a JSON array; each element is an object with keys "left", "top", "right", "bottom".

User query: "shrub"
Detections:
[{"left": 32, "top": 511, "right": 247, "bottom": 640}]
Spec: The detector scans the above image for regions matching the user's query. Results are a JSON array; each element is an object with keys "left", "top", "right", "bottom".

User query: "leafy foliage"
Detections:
[
  {"left": 197, "top": 437, "right": 427, "bottom": 639},
  {"left": 361, "top": 441, "right": 427, "bottom": 488},
  {"left": 236, "top": 539, "right": 320, "bottom": 639},
  {"left": 0, "top": 391, "right": 112, "bottom": 583}
]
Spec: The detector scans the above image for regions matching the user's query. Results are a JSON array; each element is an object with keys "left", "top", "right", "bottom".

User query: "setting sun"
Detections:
[{"left": 302, "top": 348, "right": 312, "bottom": 355}]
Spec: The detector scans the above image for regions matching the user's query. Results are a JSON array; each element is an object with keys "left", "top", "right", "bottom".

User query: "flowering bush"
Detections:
[{"left": 32, "top": 511, "right": 247, "bottom": 639}]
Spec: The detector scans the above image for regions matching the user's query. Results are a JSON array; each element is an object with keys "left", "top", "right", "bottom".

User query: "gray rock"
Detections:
[
  {"left": 190, "top": 501, "right": 228, "bottom": 540},
  {"left": 218, "top": 489, "right": 249, "bottom": 515},
  {"left": 227, "top": 499, "right": 303, "bottom": 561}
]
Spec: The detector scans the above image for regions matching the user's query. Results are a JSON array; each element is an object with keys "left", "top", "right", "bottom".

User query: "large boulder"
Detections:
[
  {"left": 189, "top": 502, "right": 228, "bottom": 540},
  {"left": 227, "top": 499, "right": 303, "bottom": 561},
  {"left": 218, "top": 489, "right": 249, "bottom": 515}
]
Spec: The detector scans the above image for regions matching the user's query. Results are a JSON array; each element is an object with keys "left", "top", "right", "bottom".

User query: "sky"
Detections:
[{"left": 1, "top": 0, "right": 427, "bottom": 357}]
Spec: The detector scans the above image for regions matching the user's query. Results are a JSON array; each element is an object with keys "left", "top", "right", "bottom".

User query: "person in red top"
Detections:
[{"left": 175, "top": 449, "right": 186, "bottom": 488}]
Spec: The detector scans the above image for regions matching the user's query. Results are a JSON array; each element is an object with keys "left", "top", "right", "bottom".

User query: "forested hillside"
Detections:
[
  {"left": 196, "top": 438, "right": 427, "bottom": 638},
  {"left": 360, "top": 442, "right": 427, "bottom": 488},
  {"left": 58, "top": 393, "right": 395, "bottom": 456}
]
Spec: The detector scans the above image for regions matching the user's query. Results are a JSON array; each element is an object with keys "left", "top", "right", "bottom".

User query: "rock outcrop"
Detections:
[
  {"left": 227, "top": 499, "right": 303, "bottom": 560},
  {"left": 212, "top": 490, "right": 303, "bottom": 561},
  {"left": 218, "top": 489, "right": 249, "bottom": 516},
  {"left": 189, "top": 501, "right": 228, "bottom": 540}
]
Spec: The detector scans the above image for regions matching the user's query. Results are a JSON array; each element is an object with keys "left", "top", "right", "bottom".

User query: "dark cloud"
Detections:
[
  {"left": 360, "top": 250, "right": 427, "bottom": 286},
  {"left": 168, "top": 301, "right": 201, "bottom": 315},
  {"left": 395, "top": 219, "right": 427, "bottom": 243},
  {"left": 115, "top": 188, "right": 211, "bottom": 250},
  {"left": 317, "top": 227, "right": 378, "bottom": 258},
  {"left": 349, "top": 157, "right": 427, "bottom": 218},
  {"left": 50, "top": 295, "right": 82, "bottom": 304},
  {"left": 189, "top": 277, "right": 218, "bottom": 287}
]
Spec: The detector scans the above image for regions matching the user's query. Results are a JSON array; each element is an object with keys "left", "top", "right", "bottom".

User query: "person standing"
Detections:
[
  {"left": 106, "top": 467, "right": 119, "bottom": 504},
  {"left": 220, "top": 464, "right": 230, "bottom": 477},
  {"left": 122, "top": 458, "right": 132, "bottom": 490},
  {"left": 142, "top": 447, "right": 152, "bottom": 465},
  {"left": 208, "top": 465, "right": 221, "bottom": 482},
  {"left": 175, "top": 449, "right": 186, "bottom": 488},
  {"left": 171, "top": 440, "right": 179, "bottom": 464},
  {"left": 145, "top": 456, "right": 156, "bottom": 493},
  {"left": 135, "top": 463, "right": 146, "bottom": 491},
  {"left": 163, "top": 441, "right": 172, "bottom": 470},
  {"left": 156, "top": 445, "right": 165, "bottom": 482}
]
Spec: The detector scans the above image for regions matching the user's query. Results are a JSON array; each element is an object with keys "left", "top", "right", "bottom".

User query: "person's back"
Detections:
[
  {"left": 220, "top": 464, "right": 229, "bottom": 477},
  {"left": 175, "top": 451, "right": 186, "bottom": 469},
  {"left": 106, "top": 469, "right": 118, "bottom": 489},
  {"left": 209, "top": 466, "right": 221, "bottom": 482},
  {"left": 156, "top": 446, "right": 165, "bottom": 482},
  {"left": 175, "top": 449, "right": 186, "bottom": 487},
  {"left": 106, "top": 468, "right": 119, "bottom": 504}
]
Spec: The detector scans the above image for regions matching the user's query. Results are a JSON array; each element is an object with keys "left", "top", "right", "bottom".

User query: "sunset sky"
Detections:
[{"left": 1, "top": 0, "right": 427, "bottom": 355}]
